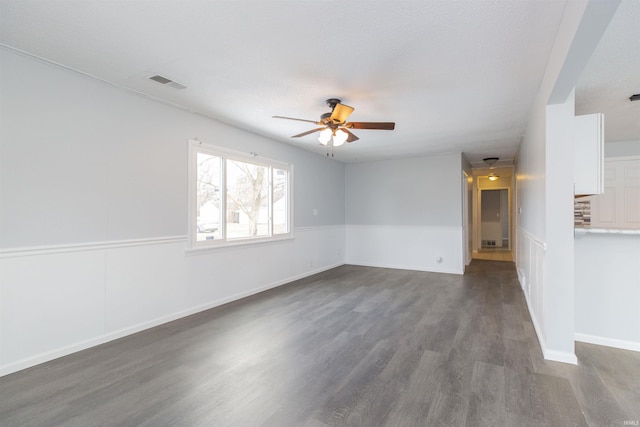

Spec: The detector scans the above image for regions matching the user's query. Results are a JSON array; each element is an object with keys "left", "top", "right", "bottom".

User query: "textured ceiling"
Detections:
[
  {"left": 576, "top": 0, "right": 640, "bottom": 143},
  {"left": 0, "top": 1, "right": 581, "bottom": 164}
]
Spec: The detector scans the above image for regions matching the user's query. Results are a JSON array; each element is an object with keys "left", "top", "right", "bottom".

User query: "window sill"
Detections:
[{"left": 185, "top": 234, "right": 295, "bottom": 255}]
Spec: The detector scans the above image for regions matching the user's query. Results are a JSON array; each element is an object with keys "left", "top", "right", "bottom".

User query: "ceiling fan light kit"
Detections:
[
  {"left": 318, "top": 128, "right": 332, "bottom": 145},
  {"left": 318, "top": 128, "right": 348, "bottom": 147},
  {"left": 483, "top": 157, "right": 500, "bottom": 180},
  {"left": 273, "top": 98, "right": 395, "bottom": 152}
]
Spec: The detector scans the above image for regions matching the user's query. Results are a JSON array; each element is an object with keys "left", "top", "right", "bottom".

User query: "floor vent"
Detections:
[{"left": 148, "top": 74, "right": 188, "bottom": 90}]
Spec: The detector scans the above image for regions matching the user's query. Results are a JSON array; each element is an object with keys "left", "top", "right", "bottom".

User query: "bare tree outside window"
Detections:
[
  {"left": 190, "top": 141, "right": 291, "bottom": 247},
  {"left": 196, "top": 153, "right": 221, "bottom": 240},
  {"left": 273, "top": 168, "right": 288, "bottom": 234},
  {"left": 226, "top": 160, "right": 269, "bottom": 238}
]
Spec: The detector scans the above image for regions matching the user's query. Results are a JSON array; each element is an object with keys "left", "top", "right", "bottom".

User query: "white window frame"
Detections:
[{"left": 187, "top": 139, "right": 293, "bottom": 251}]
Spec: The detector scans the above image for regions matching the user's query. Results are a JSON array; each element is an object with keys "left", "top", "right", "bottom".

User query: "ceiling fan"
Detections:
[{"left": 273, "top": 98, "right": 395, "bottom": 147}]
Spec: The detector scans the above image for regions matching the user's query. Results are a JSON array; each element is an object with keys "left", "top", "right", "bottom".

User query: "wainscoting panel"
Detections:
[
  {"left": 516, "top": 227, "right": 550, "bottom": 360},
  {"left": 105, "top": 241, "right": 190, "bottom": 333},
  {"left": 0, "top": 226, "right": 345, "bottom": 376},
  {"left": 345, "top": 225, "right": 464, "bottom": 274},
  {"left": 1, "top": 250, "right": 105, "bottom": 366}
]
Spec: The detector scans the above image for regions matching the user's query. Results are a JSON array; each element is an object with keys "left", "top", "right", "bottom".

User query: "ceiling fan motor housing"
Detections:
[{"left": 325, "top": 98, "right": 342, "bottom": 110}]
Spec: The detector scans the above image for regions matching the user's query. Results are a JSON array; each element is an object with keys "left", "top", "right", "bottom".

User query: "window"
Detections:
[{"left": 189, "top": 140, "right": 292, "bottom": 248}]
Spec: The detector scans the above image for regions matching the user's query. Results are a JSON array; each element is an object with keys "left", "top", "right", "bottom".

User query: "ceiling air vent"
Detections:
[{"left": 148, "top": 74, "right": 188, "bottom": 90}]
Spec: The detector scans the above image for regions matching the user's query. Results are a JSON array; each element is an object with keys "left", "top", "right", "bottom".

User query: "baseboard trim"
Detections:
[
  {"left": 543, "top": 349, "right": 578, "bottom": 365},
  {"left": 575, "top": 333, "right": 640, "bottom": 353},
  {"left": 519, "top": 275, "right": 577, "bottom": 365},
  {"left": 0, "top": 262, "right": 344, "bottom": 377},
  {"left": 345, "top": 261, "right": 463, "bottom": 275},
  {"left": 516, "top": 268, "right": 526, "bottom": 291},
  {"left": 523, "top": 293, "right": 548, "bottom": 358}
]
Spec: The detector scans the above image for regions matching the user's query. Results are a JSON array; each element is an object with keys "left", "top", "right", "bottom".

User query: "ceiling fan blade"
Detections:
[
  {"left": 342, "top": 128, "right": 359, "bottom": 143},
  {"left": 347, "top": 122, "right": 395, "bottom": 130},
  {"left": 329, "top": 103, "right": 354, "bottom": 124},
  {"left": 273, "top": 115, "right": 320, "bottom": 124},
  {"left": 291, "top": 128, "right": 325, "bottom": 138}
]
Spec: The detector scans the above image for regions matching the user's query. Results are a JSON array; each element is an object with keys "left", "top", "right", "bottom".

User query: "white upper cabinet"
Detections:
[
  {"left": 590, "top": 158, "right": 640, "bottom": 230},
  {"left": 574, "top": 113, "right": 604, "bottom": 196}
]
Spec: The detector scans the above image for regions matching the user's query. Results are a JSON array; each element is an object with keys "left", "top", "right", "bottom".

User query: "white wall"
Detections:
[
  {"left": 0, "top": 47, "right": 346, "bottom": 375},
  {"left": 345, "top": 153, "right": 464, "bottom": 274},
  {"left": 575, "top": 233, "right": 640, "bottom": 352},
  {"left": 544, "top": 91, "right": 577, "bottom": 361},
  {"left": 605, "top": 140, "right": 640, "bottom": 158},
  {"left": 514, "top": 0, "right": 620, "bottom": 364},
  {"left": 0, "top": 49, "right": 345, "bottom": 248},
  {"left": 516, "top": 18, "right": 576, "bottom": 362},
  {"left": 517, "top": 92, "right": 578, "bottom": 364}
]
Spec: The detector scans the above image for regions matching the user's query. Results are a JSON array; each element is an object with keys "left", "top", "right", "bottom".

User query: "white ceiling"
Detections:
[
  {"left": 575, "top": 0, "right": 640, "bottom": 143},
  {"left": 1, "top": 0, "right": 631, "bottom": 165}
]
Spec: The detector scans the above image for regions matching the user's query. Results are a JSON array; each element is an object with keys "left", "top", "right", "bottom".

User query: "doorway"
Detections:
[
  {"left": 480, "top": 189, "right": 509, "bottom": 249},
  {"left": 470, "top": 168, "right": 514, "bottom": 262},
  {"left": 475, "top": 186, "right": 512, "bottom": 262}
]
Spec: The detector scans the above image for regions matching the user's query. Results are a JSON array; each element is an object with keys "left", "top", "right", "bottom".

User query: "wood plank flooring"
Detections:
[
  {"left": 1, "top": 261, "right": 639, "bottom": 426},
  {"left": 473, "top": 248, "right": 513, "bottom": 262}
]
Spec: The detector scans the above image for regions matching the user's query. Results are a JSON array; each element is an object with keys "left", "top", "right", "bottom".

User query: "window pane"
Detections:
[
  {"left": 273, "top": 168, "right": 288, "bottom": 234},
  {"left": 196, "top": 153, "right": 222, "bottom": 241},
  {"left": 226, "top": 160, "right": 269, "bottom": 239}
]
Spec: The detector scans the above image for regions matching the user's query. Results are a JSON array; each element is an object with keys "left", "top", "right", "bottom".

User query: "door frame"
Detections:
[
  {"left": 478, "top": 186, "right": 511, "bottom": 250},
  {"left": 462, "top": 171, "right": 472, "bottom": 266}
]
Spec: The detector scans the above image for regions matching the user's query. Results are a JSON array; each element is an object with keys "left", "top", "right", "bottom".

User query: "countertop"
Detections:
[{"left": 575, "top": 227, "right": 640, "bottom": 235}]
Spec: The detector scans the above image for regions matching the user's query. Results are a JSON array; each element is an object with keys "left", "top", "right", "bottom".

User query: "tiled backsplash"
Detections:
[{"left": 574, "top": 199, "right": 591, "bottom": 227}]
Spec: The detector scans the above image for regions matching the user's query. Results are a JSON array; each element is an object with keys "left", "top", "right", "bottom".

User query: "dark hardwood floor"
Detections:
[{"left": 1, "top": 261, "right": 639, "bottom": 426}]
